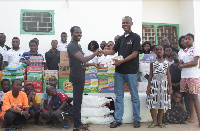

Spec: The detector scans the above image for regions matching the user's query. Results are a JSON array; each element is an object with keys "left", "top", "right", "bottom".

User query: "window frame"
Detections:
[
  {"left": 142, "top": 22, "right": 179, "bottom": 45},
  {"left": 20, "top": 9, "right": 55, "bottom": 35}
]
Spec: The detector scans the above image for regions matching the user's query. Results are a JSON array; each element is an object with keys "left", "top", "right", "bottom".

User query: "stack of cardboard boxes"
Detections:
[
  {"left": 58, "top": 51, "right": 72, "bottom": 93},
  {"left": 97, "top": 66, "right": 115, "bottom": 93},
  {"left": 24, "top": 66, "right": 43, "bottom": 93},
  {"left": 43, "top": 70, "right": 58, "bottom": 92},
  {"left": 84, "top": 66, "right": 98, "bottom": 93}
]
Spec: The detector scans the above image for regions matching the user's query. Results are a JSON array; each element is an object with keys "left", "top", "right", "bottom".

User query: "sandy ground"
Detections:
[{"left": 0, "top": 117, "right": 199, "bottom": 131}]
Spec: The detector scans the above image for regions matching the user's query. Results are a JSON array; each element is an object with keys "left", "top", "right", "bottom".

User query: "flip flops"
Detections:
[
  {"left": 158, "top": 124, "right": 166, "bottom": 128},
  {"left": 148, "top": 123, "right": 157, "bottom": 128}
]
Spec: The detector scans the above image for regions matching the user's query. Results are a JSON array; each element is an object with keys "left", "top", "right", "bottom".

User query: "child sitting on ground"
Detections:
[
  {"left": 0, "top": 79, "right": 10, "bottom": 109},
  {"left": 42, "top": 86, "right": 69, "bottom": 129},
  {"left": 0, "top": 79, "right": 11, "bottom": 128},
  {"left": 25, "top": 83, "right": 43, "bottom": 126},
  {"left": 163, "top": 92, "right": 188, "bottom": 124},
  {"left": 42, "top": 76, "right": 64, "bottom": 112},
  {"left": 0, "top": 79, "right": 34, "bottom": 131}
]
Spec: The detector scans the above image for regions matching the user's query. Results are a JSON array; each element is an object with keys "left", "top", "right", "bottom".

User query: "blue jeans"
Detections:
[{"left": 114, "top": 72, "right": 141, "bottom": 122}]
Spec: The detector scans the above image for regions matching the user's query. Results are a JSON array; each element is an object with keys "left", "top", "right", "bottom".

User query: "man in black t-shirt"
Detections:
[
  {"left": 67, "top": 26, "right": 100, "bottom": 131},
  {"left": 103, "top": 16, "right": 141, "bottom": 128}
]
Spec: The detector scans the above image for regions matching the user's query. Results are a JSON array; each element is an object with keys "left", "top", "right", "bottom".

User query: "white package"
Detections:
[
  {"left": 81, "top": 116, "right": 114, "bottom": 124},
  {"left": 82, "top": 95, "right": 111, "bottom": 108},
  {"left": 81, "top": 107, "right": 114, "bottom": 117}
]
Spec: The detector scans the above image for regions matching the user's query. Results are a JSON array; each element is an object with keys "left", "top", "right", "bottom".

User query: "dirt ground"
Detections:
[{"left": 0, "top": 116, "right": 199, "bottom": 131}]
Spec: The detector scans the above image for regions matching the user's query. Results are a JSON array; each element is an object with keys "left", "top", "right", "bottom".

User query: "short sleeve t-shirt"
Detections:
[
  {"left": 0, "top": 91, "right": 29, "bottom": 120},
  {"left": 181, "top": 46, "right": 200, "bottom": 78},
  {"left": 112, "top": 32, "right": 141, "bottom": 74},
  {"left": 42, "top": 88, "right": 64, "bottom": 101},
  {"left": 29, "top": 95, "right": 41, "bottom": 106},
  {"left": 49, "top": 92, "right": 68, "bottom": 111},
  {"left": 67, "top": 41, "right": 86, "bottom": 83},
  {"left": 4, "top": 48, "right": 24, "bottom": 65}
]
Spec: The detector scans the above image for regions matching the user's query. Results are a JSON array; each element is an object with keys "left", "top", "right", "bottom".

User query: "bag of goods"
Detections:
[
  {"left": 82, "top": 95, "right": 111, "bottom": 108},
  {"left": 5, "top": 62, "right": 27, "bottom": 71},
  {"left": 81, "top": 107, "right": 113, "bottom": 117},
  {"left": 81, "top": 115, "right": 114, "bottom": 124}
]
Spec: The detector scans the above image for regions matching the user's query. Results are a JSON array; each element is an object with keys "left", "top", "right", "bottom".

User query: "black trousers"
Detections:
[
  {"left": 72, "top": 82, "right": 84, "bottom": 128},
  {"left": 4, "top": 111, "right": 35, "bottom": 128}
]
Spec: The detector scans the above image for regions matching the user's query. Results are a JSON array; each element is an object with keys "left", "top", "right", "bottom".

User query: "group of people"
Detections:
[
  {"left": 0, "top": 76, "right": 70, "bottom": 131},
  {"left": 0, "top": 32, "right": 69, "bottom": 71},
  {"left": 0, "top": 15, "right": 200, "bottom": 131}
]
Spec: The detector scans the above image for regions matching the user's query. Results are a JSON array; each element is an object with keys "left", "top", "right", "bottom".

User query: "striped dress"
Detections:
[{"left": 146, "top": 60, "right": 171, "bottom": 109}]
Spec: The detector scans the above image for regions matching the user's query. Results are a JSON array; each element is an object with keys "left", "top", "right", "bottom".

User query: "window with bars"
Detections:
[
  {"left": 142, "top": 23, "right": 179, "bottom": 48},
  {"left": 20, "top": 9, "right": 54, "bottom": 35}
]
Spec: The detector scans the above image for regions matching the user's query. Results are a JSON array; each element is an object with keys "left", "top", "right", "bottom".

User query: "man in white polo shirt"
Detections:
[
  {"left": 57, "top": 32, "right": 68, "bottom": 51},
  {"left": 4, "top": 37, "right": 24, "bottom": 66},
  {"left": 0, "top": 33, "right": 11, "bottom": 62}
]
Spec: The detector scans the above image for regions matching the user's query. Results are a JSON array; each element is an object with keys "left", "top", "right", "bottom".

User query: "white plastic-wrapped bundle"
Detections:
[
  {"left": 81, "top": 115, "right": 114, "bottom": 124},
  {"left": 81, "top": 107, "right": 114, "bottom": 117},
  {"left": 82, "top": 95, "right": 111, "bottom": 108}
]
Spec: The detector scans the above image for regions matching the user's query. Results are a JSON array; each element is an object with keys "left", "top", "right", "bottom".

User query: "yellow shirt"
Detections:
[{"left": 29, "top": 95, "right": 41, "bottom": 107}]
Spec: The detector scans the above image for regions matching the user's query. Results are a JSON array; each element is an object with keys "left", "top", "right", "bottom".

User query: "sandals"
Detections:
[
  {"left": 35, "top": 121, "right": 43, "bottom": 126},
  {"left": 148, "top": 123, "right": 157, "bottom": 128},
  {"left": 73, "top": 125, "right": 90, "bottom": 131},
  {"left": 158, "top": 124, "right": 166, "bottom": 128}
]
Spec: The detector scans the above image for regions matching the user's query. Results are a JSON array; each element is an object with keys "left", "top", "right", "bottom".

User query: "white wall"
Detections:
[
  {"left": 179, "top": 0, "right": 194, "bottom": 37},
  {"left": 142, "top": 0, "right": 180, "bottom": 24},
  {"left": 0, "top": 0, "right": 142, "bottom": 53},
  {"left": 193, "top": 0, "right": 200, "bottom": 47}
]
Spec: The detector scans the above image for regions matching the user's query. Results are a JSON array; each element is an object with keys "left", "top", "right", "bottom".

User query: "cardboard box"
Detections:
[
  {"left": 24, "top": 81, "right": 42, "bottom": 87},
  {"left": 98, "top": 79, "right": 108, "bottom": 85},
  {"left": 35, "top": 87, "right": 43, "bottom": 93},
  {"left": 85, "top": 74, "right": 97, "bottom": 79},
  {"left": 97, "top": 67, "right": 108, "bottom": 73},
  {"left": 108, "top": 78, "right": 114, "bottom": 87},
  {"left": 43, "top": 70, "right": 58, "bottom": 80},
  {"left": 84, "top": 79, "right": 98, "bottom": 87},
  {"left": 97, "top": 73, "right": 108, "bottom": 79},
  {"left": 107, "top": 66, "right": 115, "bottom": 73},
  {"left": 27, "top": 72, "right": 43, "bottom": 81},
  {"left": 59, "top": 78, "right": 73, "bottom": 93},
  {"left": 59, "top": 62, "right": 70, "bottom": 78},
  {"left": 84, "top": 87, "right": 98, "bottom": 93},
  {"left": 60, "top": 51, "right": 69, "bottom": 63},
  {"left": 108, "top": 73, "right": 114, "bottom": 79},
  {"left": 98, "top": 85, "right": 114, "bottom": 93},
  {"left": 27, "top": 66, "right": 43, "bottom": 72},
  {"left": 85, "top": 66, "right": 97, "bottom": 74}
]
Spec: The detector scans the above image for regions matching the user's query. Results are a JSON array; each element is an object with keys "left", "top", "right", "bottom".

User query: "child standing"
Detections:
[
  {"left": 178, "top": 33, "right": 200, "bottom": 127},
  {"left": 141, "top": 41, "right": 151, "bottom": 54},
  {"left": 0, "top": 79, "right": 34, "bottom": 131},
  {"left": 163, "top": 92, "right": 188, "bottom": 124},
  {"left": 170, "top": 52, "right": 181, "bottom": 93},
  {"left": 146, "top": 45, "right": 173, "bottom": 128},
  {"left": 25, "top": 83, "right": 43, "bottom": 126},
  {"left": 42, "top": 86, "right": 69, "bottom": 129},
  {"left": 165, "top": 46, "right": 174, "bottom": 65}
]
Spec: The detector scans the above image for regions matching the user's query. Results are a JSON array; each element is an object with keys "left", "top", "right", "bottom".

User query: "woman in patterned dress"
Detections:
[{"left": 146, "top": 45, "right": 173, "bottom": 128}]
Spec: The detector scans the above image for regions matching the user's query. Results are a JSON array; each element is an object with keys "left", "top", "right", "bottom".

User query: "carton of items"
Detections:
[
  {"left": 59, "top": 62, "right": 70, "bottom": 78},
  {"left": 58, "top": 78, "right": 73, "bottom": 93},
  {"left": 60, "top": 51, "right": 69, "bottom": 63}
]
